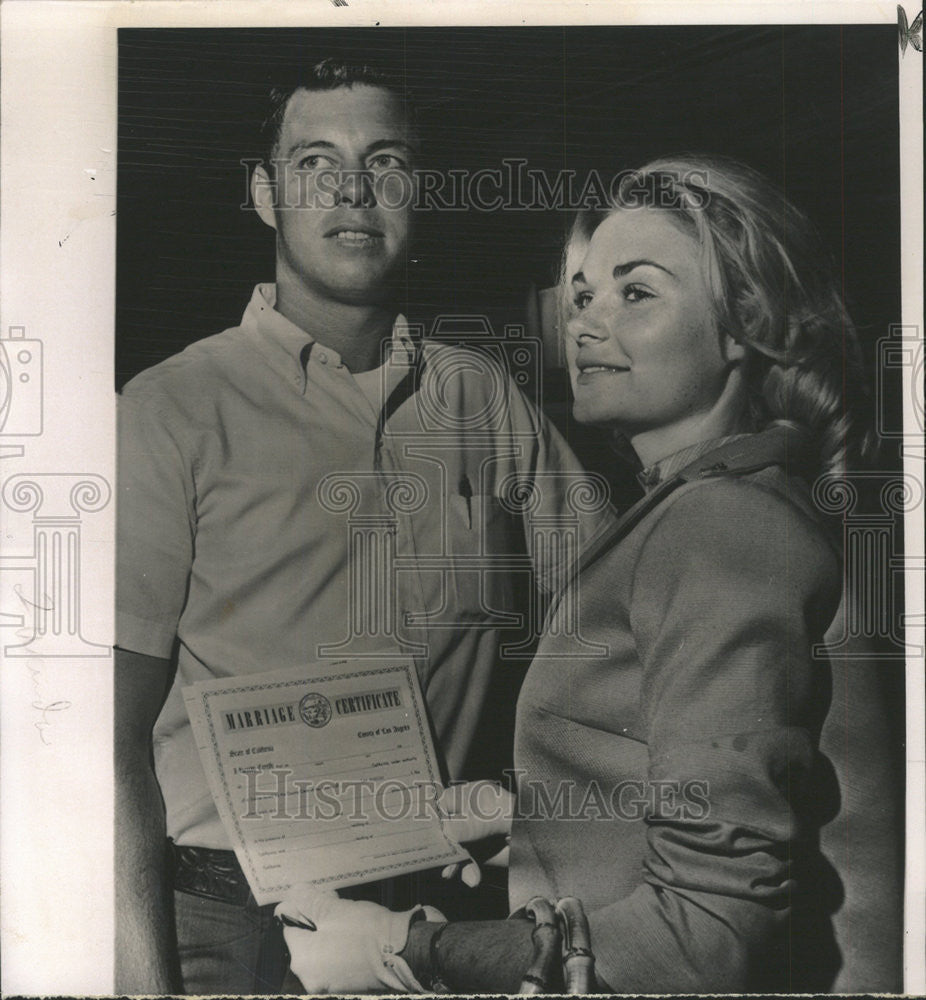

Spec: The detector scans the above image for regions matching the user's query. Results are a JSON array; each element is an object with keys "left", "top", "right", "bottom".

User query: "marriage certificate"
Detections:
[{"left": 183, "top": 659, "right": 468, "bottom": 905}]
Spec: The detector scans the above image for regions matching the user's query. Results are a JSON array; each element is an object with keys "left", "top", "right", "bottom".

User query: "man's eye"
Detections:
[
  {"left": 368, "top": 153, "right": 407, "bottom": 171},
  {"left": 624, "top": 285, "right": 654, "bottom": 303},
  {"left": 296, "top": 154, "right": 332, "bottom": 170},
  {"left": 573, "top": 291, "right": 593, "bottom": 311}
]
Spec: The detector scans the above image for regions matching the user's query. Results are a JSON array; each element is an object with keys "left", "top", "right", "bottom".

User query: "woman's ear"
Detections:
[
  {"left": 251, "top": 165, "right": 278, "bottom": 231},
  {"left": 721, "top": 332, "right": 747, "bottom": 363}
]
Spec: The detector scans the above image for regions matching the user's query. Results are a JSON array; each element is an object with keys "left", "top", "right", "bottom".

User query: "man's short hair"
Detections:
[{"left": 259, "top": 57, "right": 415, "bottom": 169}]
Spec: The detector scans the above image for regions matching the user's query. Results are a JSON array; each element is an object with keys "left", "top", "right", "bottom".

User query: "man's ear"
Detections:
[{"left": 252, "top": 165, "right": 278, "bottom": 231}]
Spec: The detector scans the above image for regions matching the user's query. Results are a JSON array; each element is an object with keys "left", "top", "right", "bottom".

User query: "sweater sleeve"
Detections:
[{"left": 587, "top": 476, "right": 840, "bottom": 992}]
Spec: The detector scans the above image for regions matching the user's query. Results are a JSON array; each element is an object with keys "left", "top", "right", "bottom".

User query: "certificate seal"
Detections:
[{"left": 299, "top": 692, "right": 332, "bottom": 728}]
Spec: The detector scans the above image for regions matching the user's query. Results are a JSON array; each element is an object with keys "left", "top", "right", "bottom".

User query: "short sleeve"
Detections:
[
  {"left": 116, "top": 386, "right": 196, "bottom": 658},
  {"left": 586, "top": 477, "right": 840, "bottom": 991}
]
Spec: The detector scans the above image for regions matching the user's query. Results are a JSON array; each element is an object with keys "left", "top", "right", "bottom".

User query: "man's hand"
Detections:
[
  {"left": 276, "top": 889, "right": 445, "bottom": 994},
  {"left": 438, "top": 781, "right": 513, "bottom": 887}
]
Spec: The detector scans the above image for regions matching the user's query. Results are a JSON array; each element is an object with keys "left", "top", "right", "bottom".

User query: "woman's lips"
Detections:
[{"left": 575, "top": 364, "right": 630, "bottom": 384}]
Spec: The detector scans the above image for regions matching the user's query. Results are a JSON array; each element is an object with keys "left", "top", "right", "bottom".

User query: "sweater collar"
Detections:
[
  {"left": 670, "top": 423, "right": 816, "bottom": 485},
  {"left": 578, "top": 424, "right": 819, "bottom": 577},
  {"left": 636, "top": 434, "right": 752, "bottom": 493}
]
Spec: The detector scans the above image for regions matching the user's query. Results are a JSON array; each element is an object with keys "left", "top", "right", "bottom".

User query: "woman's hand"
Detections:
[
  {"left": 438, "top": 780, "right": 513, "bottom": 886},
  {"left": 275, "top": 889, "right": 445, "bottom": 994}
]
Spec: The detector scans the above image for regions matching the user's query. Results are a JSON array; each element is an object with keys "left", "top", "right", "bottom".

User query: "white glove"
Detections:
[
  {"left": 275, "top": 888, "right": 445, "bottom": 994},
  {"left": 438, "top": 780, "right": 514, "bottom": 887}
]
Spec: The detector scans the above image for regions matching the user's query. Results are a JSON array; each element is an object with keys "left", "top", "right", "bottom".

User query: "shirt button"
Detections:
[
  {"left": 318, "top": 352, "right": 328, "bottom": 364},
  {"left": 383, "top": 944, "right": 393, "bottom": 954}
]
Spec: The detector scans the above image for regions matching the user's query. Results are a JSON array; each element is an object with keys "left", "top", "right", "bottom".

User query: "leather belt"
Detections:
[{"left": 169, "top": 840, "right": 252, "bottom": 907}]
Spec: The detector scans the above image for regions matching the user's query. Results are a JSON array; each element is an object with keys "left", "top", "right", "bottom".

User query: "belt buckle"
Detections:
[{"left": 171, "top": 841, "right": 251, "bottom": 907}]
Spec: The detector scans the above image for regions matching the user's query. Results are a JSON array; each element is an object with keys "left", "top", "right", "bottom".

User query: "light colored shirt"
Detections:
[{"left": 117, "top": 283, "right": 614, "bottom": 848}]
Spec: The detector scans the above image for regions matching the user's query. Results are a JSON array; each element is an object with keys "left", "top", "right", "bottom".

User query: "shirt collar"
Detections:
[
  {"left": 637, "top": 434, "right": 752, "bottom": 493},
  {"left": 241, "top": 283, "right": 416, "bottom": 394},
  {"left": 635, "top": 423, "right": 817, "bottom": 495}
]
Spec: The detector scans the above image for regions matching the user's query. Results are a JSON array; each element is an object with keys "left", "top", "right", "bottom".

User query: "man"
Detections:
[{"left": 115, "top": 59, "right": 613, "bottom": 994}]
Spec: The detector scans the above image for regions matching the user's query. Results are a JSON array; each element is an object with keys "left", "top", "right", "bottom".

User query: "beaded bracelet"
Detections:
[
  {"left": 556, "top": 896, "right": 595, "bottom": 993},
  {"left": 512, "top": 895, "right": 596, "bottom": 994},
  {"left": 518, "top": 897, "right": 561, "bottom": 993}
]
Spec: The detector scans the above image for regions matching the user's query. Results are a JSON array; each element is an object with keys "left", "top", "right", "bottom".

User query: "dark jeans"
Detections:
[{"left": 174, "top": 890, "right": 290, "bottom": 995}]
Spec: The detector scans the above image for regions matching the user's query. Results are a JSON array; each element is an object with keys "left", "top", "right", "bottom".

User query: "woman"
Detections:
[{"left": 276, "top": 156, "right": 877, "bottom": 993}]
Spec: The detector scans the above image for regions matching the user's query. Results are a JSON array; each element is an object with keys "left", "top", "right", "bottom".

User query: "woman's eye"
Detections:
[
  {"left": 574, "top": 291, "right": 594, "bottom": 311},
  {"left": 623, "top": 285, "right": 654, "bottom": 303}
]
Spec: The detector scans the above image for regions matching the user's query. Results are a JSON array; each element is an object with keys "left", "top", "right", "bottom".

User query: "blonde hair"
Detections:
[{"left": 562, "top": 155, "right": 875, "bottom": 474}]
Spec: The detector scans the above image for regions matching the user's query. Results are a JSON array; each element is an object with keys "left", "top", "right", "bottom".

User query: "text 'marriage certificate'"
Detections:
[{"left": 183, "top": 659, "right": 468, "bottom": 905}]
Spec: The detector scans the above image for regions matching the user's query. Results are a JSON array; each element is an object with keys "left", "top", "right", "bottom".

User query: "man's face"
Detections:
[{"left": 256, "top": 85, "right": 414, "bottom": 306}]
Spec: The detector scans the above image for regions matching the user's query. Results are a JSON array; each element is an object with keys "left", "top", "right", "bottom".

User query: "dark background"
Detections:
[
  {"left": 117, "top": 23, "right": 903, "bottom": 497},
  {"left": 117, "top": 24, "right": 900, "bottom": 387},
  {"left": 116, "top": 25, "right": 906, "bottom": 921}
]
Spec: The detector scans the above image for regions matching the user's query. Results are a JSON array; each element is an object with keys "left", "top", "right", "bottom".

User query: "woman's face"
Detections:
[{"left": 566, "top": 208, "right": 743, "bottom": 458}]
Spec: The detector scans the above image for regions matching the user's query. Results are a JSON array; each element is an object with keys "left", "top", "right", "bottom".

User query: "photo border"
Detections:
[{"left": 0, "top": 1, "right": 921, "bottom": 993}]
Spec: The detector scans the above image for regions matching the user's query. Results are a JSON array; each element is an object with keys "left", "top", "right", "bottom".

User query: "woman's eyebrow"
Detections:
[
  {"left": 572, "top": 260, "right": 677, "bottom": 286},
  {"left": 613, "top": 259, "right": 676, "bottom": 279}
]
